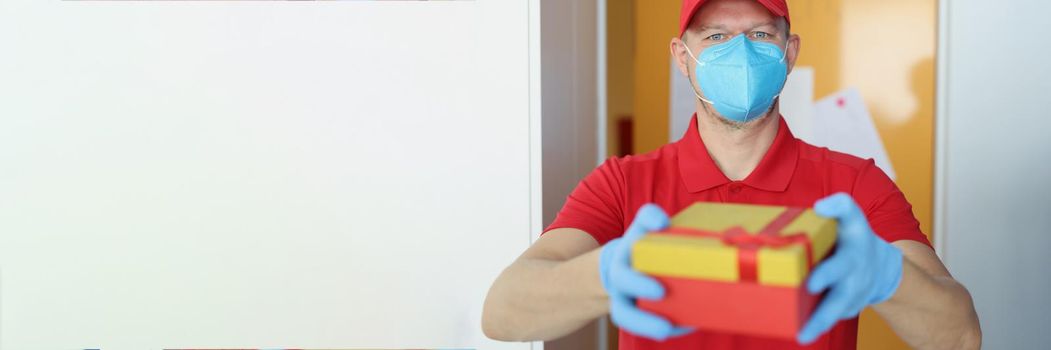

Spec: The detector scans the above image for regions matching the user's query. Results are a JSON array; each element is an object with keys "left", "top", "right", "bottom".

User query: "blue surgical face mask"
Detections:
[{"left": 684, "top": 34, "right": 788, "bottom": 123}]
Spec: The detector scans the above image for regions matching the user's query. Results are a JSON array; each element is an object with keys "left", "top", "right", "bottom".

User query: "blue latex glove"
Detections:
[
  {"left": 797, "top": 193, "right": 905, "bottom": 344},
  {"left": 599, "top": 203, "right": 694, "bottom": 341}
]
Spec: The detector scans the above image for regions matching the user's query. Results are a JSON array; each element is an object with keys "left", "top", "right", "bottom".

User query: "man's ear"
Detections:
[
  {"left": 670, "top": 37, "right": 692, "bottom": 78},
  {"left": 785, "top": 33, "right": 801, "bottom": 75}
]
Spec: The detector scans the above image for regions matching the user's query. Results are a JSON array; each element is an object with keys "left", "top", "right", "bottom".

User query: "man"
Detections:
[{"left": 481, "top": 0, "right": 981, "bottom": 349}]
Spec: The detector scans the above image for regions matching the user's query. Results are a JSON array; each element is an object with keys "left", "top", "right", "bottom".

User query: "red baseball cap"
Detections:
[{"left": 680, "top": 0, "right": 791, "bottom": 37}]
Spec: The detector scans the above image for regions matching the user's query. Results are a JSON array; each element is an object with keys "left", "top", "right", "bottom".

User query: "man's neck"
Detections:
[{"left": 696, "top": 105, "right": 781, "bottom": 181}]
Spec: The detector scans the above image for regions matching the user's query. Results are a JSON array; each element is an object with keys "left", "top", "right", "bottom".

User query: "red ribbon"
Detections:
[{"left": 660, "top": 207, "right": 814, "bottom": 283}]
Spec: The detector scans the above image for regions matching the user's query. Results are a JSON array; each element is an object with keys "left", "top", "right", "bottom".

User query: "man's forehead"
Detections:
[
  {"left": 695, "top": 0, "right": 778, "bottom": 23},
  {"left": 681, "top": 0, "right": 789, "bottom": 36},
  {"left": 694, "top": 19, "right": 781, "bottom": 31}
]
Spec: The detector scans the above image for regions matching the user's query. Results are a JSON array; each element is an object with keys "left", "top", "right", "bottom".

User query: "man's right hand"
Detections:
[{"left": 599, "top": 203, "right": 694, "bottom": 341}]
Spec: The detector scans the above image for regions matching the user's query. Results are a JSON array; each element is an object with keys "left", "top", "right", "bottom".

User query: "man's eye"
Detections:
[
  {"left": 752, "top": 31, "right": 771, "bottom": 39},
  {"left": 708, "top": 33, "right": 726, "bottom": 41}
]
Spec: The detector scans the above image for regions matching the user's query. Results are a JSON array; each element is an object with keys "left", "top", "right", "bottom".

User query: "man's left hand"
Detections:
[{"left": 797, "top": 193, "right": 905, "bottom": 344}]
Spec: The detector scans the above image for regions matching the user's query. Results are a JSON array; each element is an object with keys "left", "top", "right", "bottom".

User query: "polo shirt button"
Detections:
[{"left": 729, "top": 185, "right": 742, "bottom": 194}]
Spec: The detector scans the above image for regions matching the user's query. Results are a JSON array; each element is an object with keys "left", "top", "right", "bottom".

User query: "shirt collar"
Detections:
[{"left": 675, "top": 113, "right": 799, "bottom": 193}]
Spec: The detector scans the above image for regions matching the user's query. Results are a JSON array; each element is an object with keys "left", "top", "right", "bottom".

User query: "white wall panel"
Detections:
[
  {"left": 937, "top": 0, "right": 1051, "bottom": 348},
  {"left": 0, "top": 1, "right": 541, "bottom": 349}
]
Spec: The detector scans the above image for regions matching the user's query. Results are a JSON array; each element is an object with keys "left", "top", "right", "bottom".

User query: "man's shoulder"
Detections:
[
  {"left": 604, "top": 143, "right": 678, "bottom": 173},
  {"left": 795, "top": 138, "right": 876, "bottom": 173},
  {"left": 793, "top": 138, "right": 901, "bottom": 199}
]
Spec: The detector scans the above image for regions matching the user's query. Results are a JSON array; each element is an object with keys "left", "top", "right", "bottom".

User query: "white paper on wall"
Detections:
[
  {"left": 778, "top": 66, "right": 815, "bottom": 141},
  {"left": 669, "top": 56, "right": 699, "bottom": 140},
  {"left": 811, "top": 87, "right": 897, "bottom": 179}
]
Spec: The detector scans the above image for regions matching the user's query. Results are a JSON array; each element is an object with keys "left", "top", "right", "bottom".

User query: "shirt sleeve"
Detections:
[
  {"left": 852, "top": 160, "right": 933, "bottom": 249},
  {"left": 541, "top": 157, "right": 627, "bottom": 245}
]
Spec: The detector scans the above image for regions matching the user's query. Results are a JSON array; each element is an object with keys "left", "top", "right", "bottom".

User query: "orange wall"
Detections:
[
  {"left": 626, "top": 1, "right": 937, "bottom": 349},
  {"left": 630, "top": 0, "right": 678, "bottom": 156},
  {"left": 607, "top": 0, "right": 636, "bottom": 157}
]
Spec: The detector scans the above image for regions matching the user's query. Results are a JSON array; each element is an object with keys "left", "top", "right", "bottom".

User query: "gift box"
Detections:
[{"left": 631, "top": 202, "right": 837, "bottom": 339}]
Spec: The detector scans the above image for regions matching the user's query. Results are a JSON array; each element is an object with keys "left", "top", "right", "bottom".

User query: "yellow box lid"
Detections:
[{"left": 631, "top": 202, "right": 837, "bottom": 287}]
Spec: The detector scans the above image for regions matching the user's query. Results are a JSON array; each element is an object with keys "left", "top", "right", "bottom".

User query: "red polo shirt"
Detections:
[{"left": 543, "top": 115, "right": 931, "bottom": 350}]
